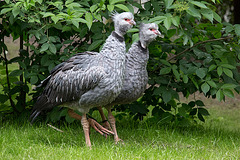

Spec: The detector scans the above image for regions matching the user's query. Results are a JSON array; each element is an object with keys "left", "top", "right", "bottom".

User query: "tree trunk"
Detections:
[{"left": 234, "top": 0, "right": 240, "bottom": 24}]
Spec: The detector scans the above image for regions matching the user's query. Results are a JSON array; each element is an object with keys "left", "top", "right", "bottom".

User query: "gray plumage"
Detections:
[
  {"left": 30, "top": 12, "right": 135, "bottom": 123},
  {"left": 107, "top": 23, "right": 160, "bottom": 106}
]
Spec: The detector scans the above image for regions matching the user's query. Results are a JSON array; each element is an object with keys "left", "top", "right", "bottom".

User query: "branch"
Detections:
[
  {"left": 153, "top": 36, "right": 233, "bottom": 72},
  {"left": 167, "top": 36, "right": 233, "bottom": 62},
  {"left": 2, "top": 38, "right": 16, "bottom": 110},
  {"left": 47, "top": 124, "right": 64, "bottom": 133}
]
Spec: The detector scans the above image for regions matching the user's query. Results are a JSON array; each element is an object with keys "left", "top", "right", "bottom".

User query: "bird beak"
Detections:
[
  {"left": 155, "top": 30, "right": 161, "bottom": 36},
  {"left": 129, "top": 20, "right": 136, "bottom": 26}
]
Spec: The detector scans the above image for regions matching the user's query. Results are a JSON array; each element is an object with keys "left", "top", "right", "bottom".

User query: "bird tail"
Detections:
[{"left": 30, "top": 95, "right": 54, "bottom": 124}]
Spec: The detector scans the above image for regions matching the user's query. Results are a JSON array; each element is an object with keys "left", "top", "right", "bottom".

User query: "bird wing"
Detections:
[
  {"left": 30, "top": 51, "right": 105, "bottom": 122},
  {"left": 36, "top": 51, "right": 98, "bottom": 88}
]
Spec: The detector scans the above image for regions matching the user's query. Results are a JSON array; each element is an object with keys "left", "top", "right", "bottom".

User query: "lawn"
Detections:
[
  {"left": 1, "top": 38, "right": 240, "bottom": 159},
  {"left": 0, "top": 102, "right": 240, "bottom": 160}
]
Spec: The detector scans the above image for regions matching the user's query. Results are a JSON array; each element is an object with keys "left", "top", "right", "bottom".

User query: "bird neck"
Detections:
[
  {"left": 139, "top": 39, "right": 148, "bottom": 50},
  {"left": 138, "top": 41, "right": 148, "bottom": 52},
  {"left": 114, "top": 29, "right": 125, "bottom": 38},
  {"left": 112, "top": 31, "right": 124, "bottom": 42}
]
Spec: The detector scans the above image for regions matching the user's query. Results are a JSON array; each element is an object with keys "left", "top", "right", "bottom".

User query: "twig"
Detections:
[
  {"left": 2, "top": 38, "right": 16, "bottom": 110},
  {"left": 168, "top": 36, "right": 233, "bottom": 62},
  {"left": 154, "top": 36, "right": 233, "bottom": 71},
  {"left": 47, "top": 124, "right": 64, "bottom": 133}
]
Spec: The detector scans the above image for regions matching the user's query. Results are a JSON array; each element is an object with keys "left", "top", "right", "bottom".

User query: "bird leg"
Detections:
[
  {"left": 81, "top": 114, "right": 91, "bottom": 148},
  {"left": 97, "top": 107, "right": 112, "bottom": 131},
  {"left": 107, "top": 108, "right": 123, "bottom": 144},
  {"left": 67, "top": 109, "right": 114, "bottom": 137}
]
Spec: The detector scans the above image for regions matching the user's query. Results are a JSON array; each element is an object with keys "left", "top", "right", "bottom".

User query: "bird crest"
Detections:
[{"left": 111, "top": 10, "right": 119, "bottom": 22}]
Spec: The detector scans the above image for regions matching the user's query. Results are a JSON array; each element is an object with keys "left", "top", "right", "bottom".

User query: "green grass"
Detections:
[{"left": 1, "top": 105, "right": 240, "bottom": 160}]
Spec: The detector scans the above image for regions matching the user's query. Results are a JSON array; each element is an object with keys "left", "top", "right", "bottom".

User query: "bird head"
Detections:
[
  {"left": 139, "top": 23, "right": 161, "bottom": 49},
  {"left": 112, "top": 11, "right": 136, "bottom": 37}
]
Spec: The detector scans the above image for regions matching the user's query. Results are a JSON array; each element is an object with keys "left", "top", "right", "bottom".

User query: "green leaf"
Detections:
[
  {"left": 187, "top": 5, "right": 201, "bottom": 19},
  {"left": 201, "top": 9, "right": 213, "bottom": 22},
  {"left": 221, "top": 83, "right": 237, "bottom": 89},
  {"left": 40, "top": 43, "right": 49, "bottom": 52},
  {"left": 207, "top": 80, "right": 217, "bottom": 88},
  {"left": 0, "top": 8, "right": 13, "bottom": 15},
  {"left": 198, "top": 108, "right": 210, "bottom": 116},
  {"left": 190, "top": 1, "right": 208, "bottom": 8},
  {"left": 160, "top": 59, "right": 171, "bottom": 66},
  {"left": 234, "top": 24, "right": 240, "bottom": 36},
  {"left": 9, "top": 70, "right": 23, "bottom": 77},
  {"left": 72, "top": 20, "right": 79, "bottom": 28},
  {"left": 221, "top": 64, "right": 235, "bottom": 69},
  {"left": 107, "top": 5, "right": 115, "bottom": 12},
  {"left": 49, "top": 43, "right": 57, "bottom": 54},
  {"left": 115, "top": 4, "right": 130, "bottom": 12},
  {"left": 51, "top": 15, "right": 59, "bottom": 24},
  {"left": 42, "top": 12, "right": 55, "bottom": 18},
  {"left": 213, "top": 11, "right": 222, "bottom": 23},
  {"left": 160, "top": 67, "right": 171, "bottom": 75},
  {"left": 162, "top": 90, "right": 172, "bottom": 103},
  {"left": 153, "top": 87, "right": 162, "bottom": 95},
  {"left": 217, "top": 66, "right": 223, "bottom": 76},
  {"left": 165, "top": 0, "right": 174, "bottom": 9},
  {"left": 201, "top": 82, "right": 210, "bottom": 94},
  {"left": 190, "top": 77, "right": 199, "bottom": 89},
  {"left": 74, "top": 18, "right": 88, "bottom": 24},
  {"left": 39, "top": 36, "right": 48, "bottom": 44},
  {"left": 196, "top": 68, "right": 206, "bottom": 79},
  {"left": 163, "top": 14, "right": 172, "bottom": 30},
  {"left": 30, "top": 76, "right": 38, "bottom": 85},
  {"left": 127, "top": 28, "right": 139, "bottom": 33},
  {"left": 85, "top": 12, "right": 93, "bottom": 29},
  {"left": 172, "top": 68, "right": 180, "bottom": 81},
  {"left": 223, "top": 68, "right": 233, "bottom": 78},
  {"left": 171, "top": 16, "right": 180, "bottom": 27},
  {"left": 18, "top": 61, "right": 27, "bottom": 69},
  {"left": 223, "top": 89, "right": 234, "bottom": 98},
  {"left": 198, "top": 112, "right": 205, "bottom": 122},
  {"left": 90, "top": 4, "right": 98, "bottom": 12},
  {"left": 208, "top": 64, "right": 217, "bottom": 71},
  {"left": 12, "top": 7, "right": 20, "bottom": 18},
  {"left": 196, "top": 100, "right": 205, "bottom": 106},
  {"left": 216, "top": 89, "right": 224, "bottom": 101},
  {"left": 183, "top": 35, "right": 188, "bottom": 45},
  {"left": 110, "top": 0, "right": 125, "bottom": 5},
  {"left": 62, "top": 26, "right": 71, "bottom": 32},
  {"left": 88, "top": 40, "right": 103, "bottom": 51},
  {"left": 183, "top": 75, "right": 189, "bottom": 83},
  {"left": 48, "top": 63, "right": 55, "bottom": 72},
  {"left": 149, "top": 16, "right": 166, "bottom": 23}
]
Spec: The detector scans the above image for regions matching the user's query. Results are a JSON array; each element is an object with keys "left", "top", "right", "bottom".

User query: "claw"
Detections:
[
  {"left": 88, "top": 118, "right": 114, "bottom": 136},
  {"left": 115, "top": 138, "right": 124, "bottom": 145}
]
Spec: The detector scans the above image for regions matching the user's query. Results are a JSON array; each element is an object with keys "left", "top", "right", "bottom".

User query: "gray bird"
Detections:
[
  {"left": 98, "top": 23, "right": 161, "bottom": 134},
  {"left": 71, "top": 23, "right": 161, "bottom": 142},
  {"left": 30, "top": 12, "right": 135, "bottom": 147}
]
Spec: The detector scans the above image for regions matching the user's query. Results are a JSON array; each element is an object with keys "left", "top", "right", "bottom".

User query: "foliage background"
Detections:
[{"left": 1, "top": 0, "right": 240, "bottom": 125}]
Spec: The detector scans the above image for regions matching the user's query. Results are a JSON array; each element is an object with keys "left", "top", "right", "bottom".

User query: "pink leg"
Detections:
[
  {"left": 68, "top": 109, "right": 114, "bottom": 136},
  {"left": 107, "top": 108, "right": 123, "bottom": 144},
  {"left": 81, "top": 114, "right": 91, "bottom": 148},
  {"left": 97, "top": 107, "right": 112, "bottom": 131}
]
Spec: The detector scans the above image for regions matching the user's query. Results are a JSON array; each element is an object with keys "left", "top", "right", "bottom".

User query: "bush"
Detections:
[{"left": 0, "top": 0, "right": 240, "bottom": 125}]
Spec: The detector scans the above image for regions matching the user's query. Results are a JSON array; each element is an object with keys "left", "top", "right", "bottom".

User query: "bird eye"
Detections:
[
  {"left": 124, "top": 18, "right": 130, "bottom": 21},
  {"left": 149, "top": 28, "right": 155, "bottom": 31}
]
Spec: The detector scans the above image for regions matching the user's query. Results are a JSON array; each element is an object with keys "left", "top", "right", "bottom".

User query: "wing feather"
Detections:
[{"left": 30, "top": 51, "right": 104, "bottom": 123}]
